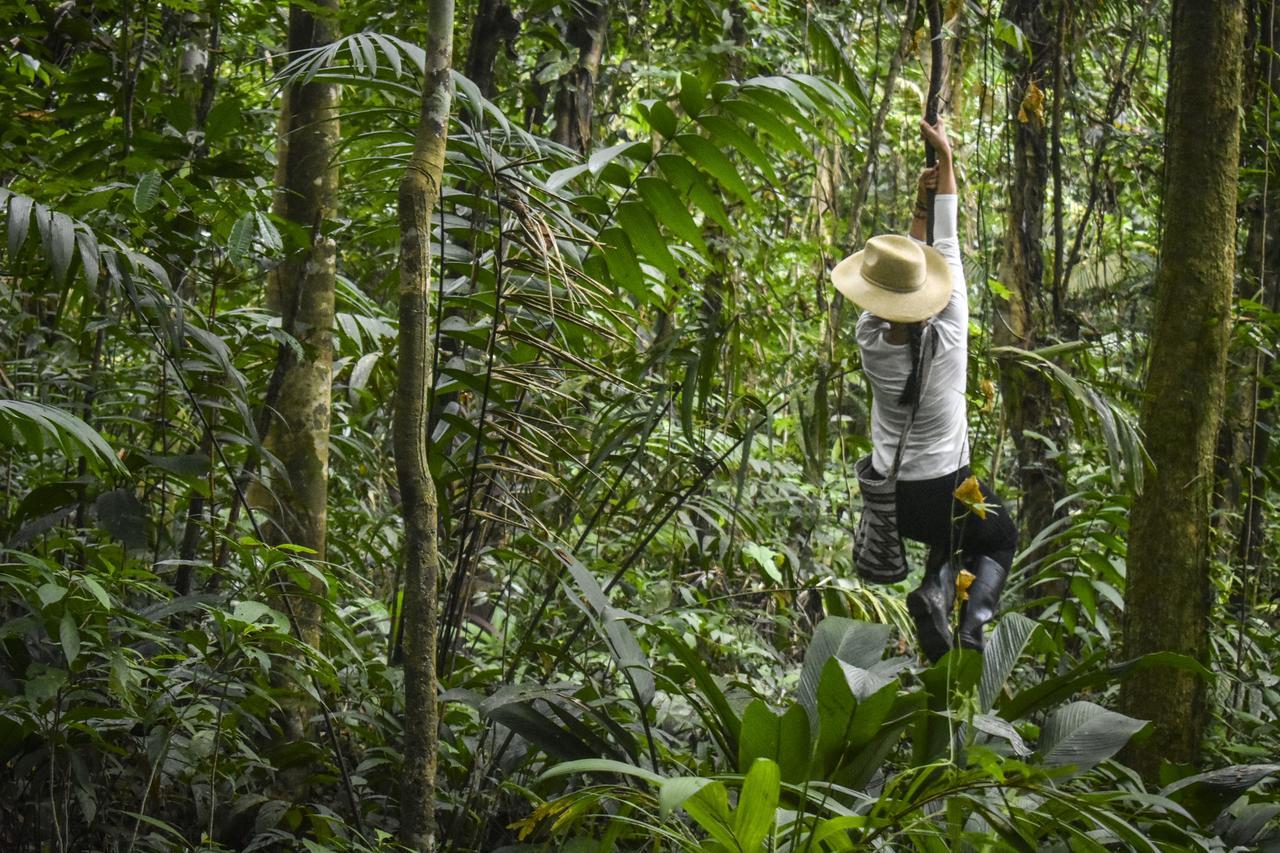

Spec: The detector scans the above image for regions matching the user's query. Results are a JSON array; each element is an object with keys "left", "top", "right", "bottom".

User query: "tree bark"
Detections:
[
  {"left": 995, "top": 0, "right": 1066, "bottom": 565},
  {"left": 255, "top": 0, "right": 340, "bottom": 648},
  {"left": 552, "top": 0, "right": 609, "bottom": 153},
  {"left": 395, "top": 0, "right": 453, "bottom": 845},
  {"left": 464, "top": 0, "right": 518, "bottom": 98},
  {"left": 1120, "top": 0, "right": 1244, "bottom": 778}
]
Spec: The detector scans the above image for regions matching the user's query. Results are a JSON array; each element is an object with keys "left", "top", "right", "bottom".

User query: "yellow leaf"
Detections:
[
  {"left": 980, "top": 378, "right": 997, "bottom": 414},
  {"left": 953, "top": 475, "right": 988, "bottom": 519},
  {"left": 956, "top": 569, "right": 976, "bottom": 602},
  {"left": 1017, "top": 81, "right": 1045, "bottom": 128}
]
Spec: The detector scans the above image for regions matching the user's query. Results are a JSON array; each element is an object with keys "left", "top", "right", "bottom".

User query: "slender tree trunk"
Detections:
[
  {"left": 253, "top": 1, "right": 339, "bottom": 649},
  {"left": 395, "top": 0, "right": 453, "bottom": 844},
  {"left": 1216, "top": 0, "right": 1278, "bottom": 571},
  {"left": 994, "top": 0, "right": 1066, "bottom": 564},
  {"left": 464, "top": 0, "right": 518, "bottom": 98},
  {"left": 552, "top": 0, "right": 609, "bottom": 153},
  {"left": 1120, "top": 0, "right": 1244, "bottom": 778}
]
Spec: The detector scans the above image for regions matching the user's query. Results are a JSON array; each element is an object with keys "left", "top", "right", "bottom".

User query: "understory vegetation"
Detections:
[{"left": 1, "top": 0, "right": 1279, "bottom": 850}]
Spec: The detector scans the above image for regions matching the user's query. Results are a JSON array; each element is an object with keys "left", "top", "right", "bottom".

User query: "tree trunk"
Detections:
[
  {"left": 1120, "top": 0, "right": 1244, "bottom": 778},
  {"left": 552, "top": 0, "right": 609, "bottom": 153},
  {"left": 256, "top": 0, "right": 340, "bottom": 648},
  {"left": 994, "top": 0, "right": 1066, "bottom": 565},
  {"left": 1215, "top": 0, "right": 1278, "bottom": 573},
  {"left": 395, "top": 0, "right": 453, "bottom": 845},
  {"left": 464, "top": 0, "right": 518, "bottom": 98}
]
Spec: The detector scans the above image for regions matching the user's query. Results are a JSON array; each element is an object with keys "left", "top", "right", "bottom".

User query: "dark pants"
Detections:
[{"left": 891, "top": 465, "right": 1018, "bottom": 573}]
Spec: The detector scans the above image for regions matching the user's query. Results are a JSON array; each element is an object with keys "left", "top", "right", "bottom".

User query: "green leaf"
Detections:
[
  {"left": 75, "top": 226, "right": 100, "bottom": 291},
  {"left": 78, "top": 576, "right": 112, "bottom": 611},
  {"left": 1161, "top": 764, "right": 1280, "bottom": 826},
  {"left": 60, "top": 612, "right": 80, "bottom": 665},
  {"left": 798, "top": 617, "right": 889, "bottom": 724},
  {"left": 1039, "top": 701, "right": 1148, "bottom": 773},
  {"left": 738, "top": 700, "right": 811, "bottom": 783},
  {"left": 38, "top": 582, "right": 67, "bottom": 608},
  {"left": 134, "top": 171, "right": 162, "bottom": 213},
  {"left": 642, "top": 100, "right": 679, "bottom": 138},
  {"left": 227, "top": 212, "right": 254, "bottom": 264},
  {"left": 658, "top": 775, "right": 713, "bottom": 820},
  {"left": 231, "top": 600, "right": 277, "bottom": 625},
  {"left": 721, "top": 98, "right": 807, "bottom": 155},
  {"left": 616, "top": 202, "right": 681, "bottom": 282},
  {"left": 8, "top": 192, "right": 33, "bottom": 256},
  {"left": 979, "top": 612, "right": 1041, "bottom": 712},
  {"left": 734, "top": 758, "right": 780, "bottom": 853},
  {"left": 683, "top": 781, "right": 738, "bottom": 850},
  {"left": 674, "top": 134, "right": 754, "bottom": 205},
  {"left": 999, "top": 650, "right": 1212, "bottom": 722},
  {"left": 655, "top": 154, "right": 732, "bottom": 230},
  {"left": 49, "top": 212, "right": 74, "bottom": 283},
  {"left": 741, "top": 541, "right": 782, "bottom": 584},
  {"left": 599, "top": 227, "right": 651, "bottom": 303},
  {"left": 537, "top": 757, "right": 663, "bottom": 787},
  {"left": 0, "top": 400, "right": 125, "bottom": 474},
  {"left": 652, "top": 625, "right": 740, "bottom": 758},
  {"left": 679, "top": 72, "right": 706, "bottom": 117},
  {"left": 634, "top": 176, "right": 707, "bottom": 254},
  {"left": 695, "top": 114, "right": 778, "bottom": 184}
]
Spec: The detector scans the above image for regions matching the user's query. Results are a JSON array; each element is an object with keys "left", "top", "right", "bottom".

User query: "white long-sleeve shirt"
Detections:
[{"left": 855, "top": 194, "right": 969, "bottom": 481}]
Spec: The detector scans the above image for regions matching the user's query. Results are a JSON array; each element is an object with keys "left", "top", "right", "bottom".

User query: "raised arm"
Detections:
[{"left": 910, "top": 116, "right": 956, "bottom": 241}]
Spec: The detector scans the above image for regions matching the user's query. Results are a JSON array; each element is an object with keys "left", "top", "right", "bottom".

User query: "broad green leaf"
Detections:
[
  {"left": 8, "top": 192, "right": 33, "bottom": 256},
  {"left": 38, "top": 582, "right": 67, "bottom": 608},
  {"left": 798, "top": 617, "right": 890, "bottom": 724},
  {"left": 679, "top": 72, "right": 706, "bottom": 117},
  {"left": 75, "top": 226, "right": 100, "bottom": 291},
  {"left": 616, "top": 201, "right": 681, "bottom": 282},
  {"left": 634, "top": 176, "right": 707, "bottom": 254},
  {"left": 60, "top": 612, "right": 80, "bottom": 665},
  {"left": 738, "top": 699, "right": 811, "bottom": 783},
  {"left": 658, "top": 775, "right": 713, "bottom": 820},
  {"left": 655, "top": 154, "right": 732, "bottom": 229},
  {"left": 599, "top": 227, "right": 650, "bottom": 303},
  {"left": 134, "top": 171, "right": 162, "bottom": 213},
  {"left": 1161, "top": 764, "right": 1280, "bottom": 826},
  {"left": 999, "top": 650, "right": 1211, "bottom": 721},
  {"left": 1039, "top": 701, "right": 1147, "bottom": 773},
  {"left": 227, "top": 212, "right": 254, "bottom": 264},
  {"left": 734, "top": 758, "right": 780, "bottom": 853},
  {"left": 642, "top": 100, "right": 679, "bottom": 138},
  {"left": 695, "top": 114, "right": 778, "bottom": 183},
  {"left": 721, "top": 97, "right": 807, "bottom": 155},
  {"left": 652, "top": 625, "right": 740, "bottom": 757},
  {"left": 49, "top": 211, "right": 74, "bottom": 283},
  {"left": 682, "top": 780, "right": 737, "bottom": 850},
  {"left": 674, "top": 134, "right": 754, "bottom": 205},
  {"left": 979, "top": 612, "right": 1041, "bottom": 712}
]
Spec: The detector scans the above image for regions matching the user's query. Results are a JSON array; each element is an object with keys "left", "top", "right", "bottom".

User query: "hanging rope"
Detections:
[{"left": 924, "top": 0, "right": 944, "bottom": 246}]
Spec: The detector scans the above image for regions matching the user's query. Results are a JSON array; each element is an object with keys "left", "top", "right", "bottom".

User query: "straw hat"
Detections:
[{"left": 830, "top": 234, "right": 952, "bottom": 323}]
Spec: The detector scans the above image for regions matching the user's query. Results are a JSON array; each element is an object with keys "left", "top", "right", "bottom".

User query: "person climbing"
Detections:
[{"left": 830, "top": 115, "right": 1018, "bottom": 662}]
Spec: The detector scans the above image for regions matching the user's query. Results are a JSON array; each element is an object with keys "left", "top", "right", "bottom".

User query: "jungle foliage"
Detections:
[{"left": 1, "top": 0, "right": 1279, "bottom": 850}]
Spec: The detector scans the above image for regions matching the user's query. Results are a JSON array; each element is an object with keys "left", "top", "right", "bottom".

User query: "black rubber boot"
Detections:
[
  {"left": 957, "top": 555, "right": 1008, "bottom": 652},
  {"left": 907, "top": 557, "right": 957, "bottom": 663}
]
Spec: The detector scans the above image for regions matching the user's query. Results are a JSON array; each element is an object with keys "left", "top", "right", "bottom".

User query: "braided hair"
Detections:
[{"left": 897, "top": 322, "right": 926, "bottom": 407}]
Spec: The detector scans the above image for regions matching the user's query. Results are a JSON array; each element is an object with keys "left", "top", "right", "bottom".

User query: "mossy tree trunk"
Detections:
[
  {"left": 994, "top": 0, "right": 1067, "bottom": 564},
  {"left": 395, "top": 0, "right": 453, "bottom": 845},
  {"left": 258, "top": 0, "right": 340, "bottom": 649},
  {"left": 1119, "top": 0, "right": 1244, "bottom": 778},
  {"left": 552, "top": 0, "right": 609, "bottom": 154}
]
